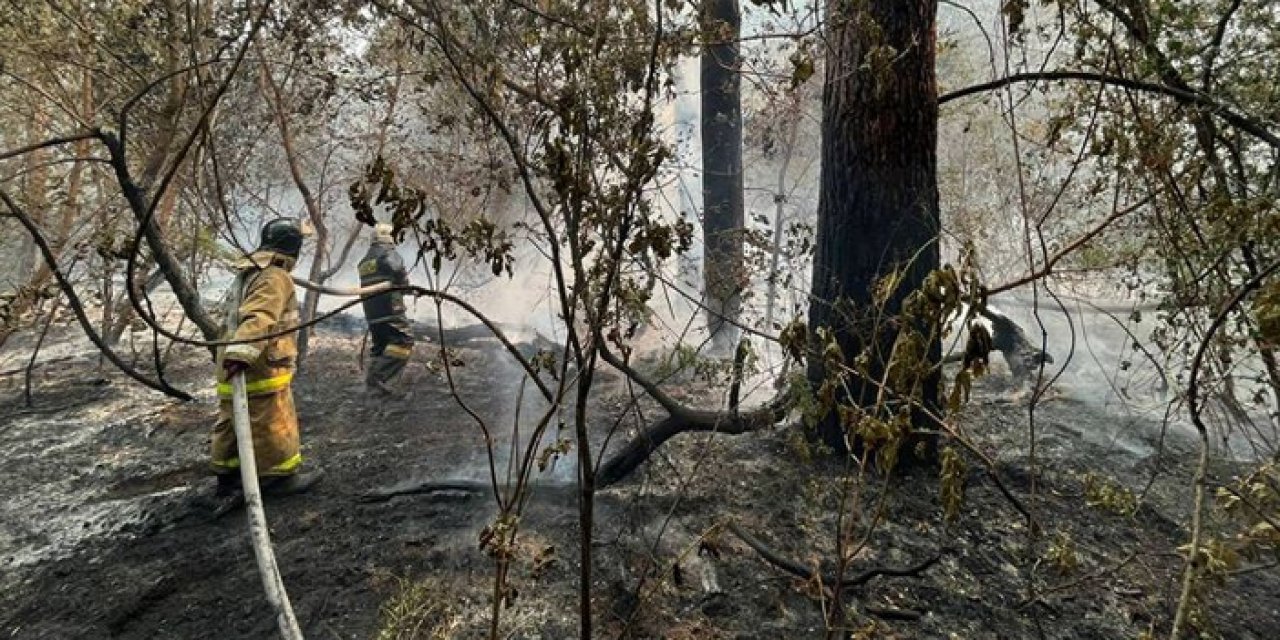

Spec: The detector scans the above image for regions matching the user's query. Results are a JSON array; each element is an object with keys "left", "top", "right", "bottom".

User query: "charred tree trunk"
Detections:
[
  {"left": 807, "top": 1, "right": 940, "bottom": 453},
  {"left": 700, "top": 0, "right": 744, "bottom": 348}
]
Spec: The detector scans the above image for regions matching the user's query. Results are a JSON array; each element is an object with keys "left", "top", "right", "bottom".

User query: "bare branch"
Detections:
[
  {"left": 987, "top": 193, "right": 1154, "bottom": 295},
  {"left": 726, "top": 522, "right": 943, "bottom": 588},
  {"left": 1, "top": 189, "right": 192, "bottom": 400},
  {"left": 940, "top": 71, "right": 1280, "bottom": 148},
  {"left": 0, "top": 131, "right": 99, "bottom": 163}
]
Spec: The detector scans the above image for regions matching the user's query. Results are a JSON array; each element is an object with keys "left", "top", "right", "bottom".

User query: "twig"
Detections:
[
  {"left": 1173, "top": 258, "right": 1280, "bottom": 640},
  {"left": 0, "top": 131, "right": 99, "bottom": 162},
  {"left": 725, "top": 522, "right": 943, "bottom": 588},
  {"left": 1227, "top": 561, "right": 1279, "bottom": 578},
  {"left": 25, "top": 294, "right": 63, "bottom": 407},
  {"left": 939, "top": 71, "right": 1280, "bottom": 148},
  {"left": 987, "top": 194, "right": 1154, "bottom": 296}
]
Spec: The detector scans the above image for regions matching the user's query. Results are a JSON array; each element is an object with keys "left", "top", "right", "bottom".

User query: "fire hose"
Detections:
[
  {"left": 230, "top": 373, "right": 303, "bottom": 640},
  {"left": 228, "top": 279, "right": 385, "bottom": 640},
  {"left": 290, "top": 277, "right": 390, "bottom": 297}
]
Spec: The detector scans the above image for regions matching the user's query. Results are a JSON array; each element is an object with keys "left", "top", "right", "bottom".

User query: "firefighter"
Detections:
[
  {"left": 359, "top": 223, "right": 415, "bottom": 396},
  {"left": 211, "top": 218, "right": 322, "bottom": 498}
]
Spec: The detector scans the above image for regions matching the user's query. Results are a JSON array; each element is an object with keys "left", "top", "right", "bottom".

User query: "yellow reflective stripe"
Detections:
[
  {"left": 383, "top": 344, "right": 412, "bottom": 359},
  {"left": 212, "top": 454, "right": 298, "bottom": 473},
  {"left": 216, "top": 371, "right": 294, "bottom": 397},
  {"left": 212, "top": 457, "right": 240, "bottom": 469},
  {"left": 267, "top": 453, "right": 302, "bottom": 474}
]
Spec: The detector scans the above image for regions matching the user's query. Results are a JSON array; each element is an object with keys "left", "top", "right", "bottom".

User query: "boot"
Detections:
[
  {"left": 214, "top": 472, "right": 242, "bottom": 498},
  {"left": 367, "top": 379, "right": 410, "bottom": 401},
  {"left": 262, "top": 469, "right": 325, "bottom": 497}
]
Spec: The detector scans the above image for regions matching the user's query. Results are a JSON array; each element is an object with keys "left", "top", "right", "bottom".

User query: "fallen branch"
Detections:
[
  {"left": 594, "top": 344, "right": 791, "bottom": 487},
  {"left": 230, "top": 373, "right": 303, "bottom": 640},
  {"left": 0, "top": 354, "right": 79, "bottom": 377},
  {"left": 864, "top": 605, "right": 924, "bottom": 621},
  {"left": 725, "top": 522, "right": 943, "bottom": 588},
  {"left": 596, "top": 400, "right": 787, "bottom": 487},
  {"left": 358, "top": 480, "right": 486, "bottom": 503}
]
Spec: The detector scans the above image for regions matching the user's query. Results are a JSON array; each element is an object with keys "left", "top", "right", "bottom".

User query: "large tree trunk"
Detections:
[
  {"left": 700, "top": 0, "right": 744, "bottom": 348},
  {"left": 807, "top": 0, "right": 940, "bottom": 452}
]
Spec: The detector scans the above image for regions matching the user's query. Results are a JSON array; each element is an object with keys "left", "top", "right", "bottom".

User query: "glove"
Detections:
[{"left": 222, "top": 358, "right": 250, "bottom": 379}]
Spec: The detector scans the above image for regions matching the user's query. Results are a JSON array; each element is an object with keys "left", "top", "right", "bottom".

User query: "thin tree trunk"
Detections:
[
  {"left": 258, "top": 47, "right": 329, "bottom": 365},
  {"left": 700, "top": 0, "right": 744, "bottom": 348},
  {"left": 0, "top": 76, "right": 93, "bottom": 352},
  {"left": 25, "top": 295, "right": 62, "bottom": 407},
  {"left": 764, "top": 107, "right": 799, "bottom": 331},
  {"left": 101, "top": 131, "right": 220, "bottom": 340},
  {"left": 106, "top": 269, "right": 166, "bottom": 346},
  {"left": 17, "top": 105, "right": 50, "bottom": 279},
  {"left": 96, "top": 10, "right": 219, "bottom": 342}
]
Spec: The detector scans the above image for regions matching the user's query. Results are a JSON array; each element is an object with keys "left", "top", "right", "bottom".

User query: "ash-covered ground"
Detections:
[{"left": 1, "top": 311, "right": 1277, "bottom": 639}]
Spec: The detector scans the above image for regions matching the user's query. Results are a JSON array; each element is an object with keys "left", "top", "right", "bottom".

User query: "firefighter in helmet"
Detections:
[
  {"left": 211, "top": 218, "right": 322, "bottom": 497},
  {"left": 359, "top": 223, "right": 415, "bottom": 396}
]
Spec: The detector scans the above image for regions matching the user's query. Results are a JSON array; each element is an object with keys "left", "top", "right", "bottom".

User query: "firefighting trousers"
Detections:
[
  {"left": 210, "top": 387, "right": 302, "bottom": 477},
  {"left": 367, "top": 319, "right": 414, "bottom": 387}
]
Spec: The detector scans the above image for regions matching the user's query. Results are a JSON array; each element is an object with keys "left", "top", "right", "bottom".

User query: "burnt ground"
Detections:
[{"left": 1, "top": 319, "right": 1279, "bottom": 639}]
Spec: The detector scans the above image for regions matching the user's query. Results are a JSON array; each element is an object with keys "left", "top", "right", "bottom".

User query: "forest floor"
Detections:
[{"left": 1, "top": 317, "right": 1278, "bottom": 639}]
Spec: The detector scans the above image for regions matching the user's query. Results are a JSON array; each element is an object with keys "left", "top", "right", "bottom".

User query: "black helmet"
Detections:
[{"left": 259, "top": 218, "right": 303, "bottom": 258}]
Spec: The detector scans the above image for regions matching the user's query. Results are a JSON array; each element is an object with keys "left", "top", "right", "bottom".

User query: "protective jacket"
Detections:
[
  {"left": 210, "top": 250, "right": 302, "bottom": 476},
  {"left": 358, "top": 240, "right": 414, "bottom": 390},
  {"left": 358, "top": 241, "right": 409, "bottom": 323}
]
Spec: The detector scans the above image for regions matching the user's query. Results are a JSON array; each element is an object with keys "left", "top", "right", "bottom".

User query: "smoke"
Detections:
[{"left": 975, "top": 292, "right": 1277, "bottom": 460}]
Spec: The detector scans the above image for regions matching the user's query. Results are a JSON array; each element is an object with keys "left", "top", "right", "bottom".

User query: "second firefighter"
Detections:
[{"left": 359, "top": 223, "right": 415, "bottom": 396}]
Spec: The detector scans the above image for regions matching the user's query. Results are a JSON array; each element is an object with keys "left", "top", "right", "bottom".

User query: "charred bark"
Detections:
[
  {"left": 700, "top": 0, "right": 744, "bottom": 347},
  {"left": 100, "top": 131, "right": 220, "bottom": 341},
  {"left": 596, "top": 403, "right": 784, "bottom": 487},
  {"left": 806, "top": 0, "right": 941, "bottom": 453},
  {"left": 596, "top": 341, "right": 789, "bottom": 487}
]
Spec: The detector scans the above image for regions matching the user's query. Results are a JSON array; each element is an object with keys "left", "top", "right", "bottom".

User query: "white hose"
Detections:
[
  {"left": 290, "top": 277, "right": 391, "bottom": 297},
  {"left": 231, "top": 373, "right": 304, "bottom": 640}
]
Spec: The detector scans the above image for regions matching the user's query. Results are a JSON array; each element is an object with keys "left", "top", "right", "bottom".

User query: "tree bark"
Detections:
[
  {"left": 101, "top": 130, "right": 220, "bottom": 341},
  {"left": 700, "top": 0, "right": 744, "bottom": 348},
  {"left": 807, "top": 0, "right": 941, "bottom": 452}
]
